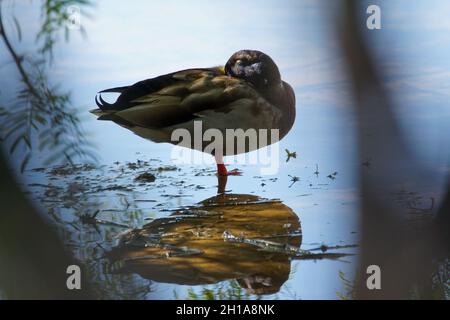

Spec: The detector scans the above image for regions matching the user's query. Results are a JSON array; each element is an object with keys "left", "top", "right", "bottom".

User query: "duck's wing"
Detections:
[
  {"left": 93, "top": 67, "right": 264, "bottom": 129},
  {"left": 95, "top": 68, "right": 216, "bottom": 112}
]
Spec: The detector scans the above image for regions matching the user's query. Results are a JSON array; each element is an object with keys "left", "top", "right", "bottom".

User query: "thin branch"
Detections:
[{"left": 0, "top": 4, "right": 42, "bottom": 101}]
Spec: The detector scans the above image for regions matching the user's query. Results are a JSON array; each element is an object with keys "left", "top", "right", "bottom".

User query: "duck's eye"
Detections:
[{"left": 232, "top": 59, "right": 246, "bottom": 75}]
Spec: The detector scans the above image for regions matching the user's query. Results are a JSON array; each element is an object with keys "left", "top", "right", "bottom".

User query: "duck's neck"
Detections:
[{"left": 265, "top": 81, "right": 296, "bottom": 139}]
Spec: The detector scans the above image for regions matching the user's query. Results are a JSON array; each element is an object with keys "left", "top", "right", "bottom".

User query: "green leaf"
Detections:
[
  {"left": 20, "top": 153, "right": 31, "bottom": 173},
  {"left": 12, "top": 16, "right": 22, "bottom": 41},
  {"left": 10, "top": 135, "right": 25, "bottom": 154}
]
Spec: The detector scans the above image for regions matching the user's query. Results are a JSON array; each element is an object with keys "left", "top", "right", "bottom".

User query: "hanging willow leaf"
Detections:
[
  {"left": 12, "top": 15, "right": 22, "bottom": 41},
  {"left": 10, "top": 135, "right": 28, "bottom": 154},
  {"left": 22, "top": 134, "right": 31, "bottom": 149},
  {"left": 20, "top": 152, "right": 31, "bottom": 173},
  {"left": 3, "top": 119, "right": 27, "bottom": 140},
  {"left": 37, "top": 0, "right": 94, "bottom": 58}
]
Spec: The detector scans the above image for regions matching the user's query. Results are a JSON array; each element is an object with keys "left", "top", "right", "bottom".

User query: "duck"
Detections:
[{"left": 91, "top": 49, "right": 296, "bottom": 179}]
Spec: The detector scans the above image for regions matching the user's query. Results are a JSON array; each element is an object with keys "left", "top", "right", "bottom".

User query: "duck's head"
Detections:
[{"left": 225, "top": 50, "right": 281, "bottom": 90}]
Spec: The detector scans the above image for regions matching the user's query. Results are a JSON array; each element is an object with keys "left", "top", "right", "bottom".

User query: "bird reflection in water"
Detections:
[{"left": 106, "top": 192, "right": 301, "bottom": 296}]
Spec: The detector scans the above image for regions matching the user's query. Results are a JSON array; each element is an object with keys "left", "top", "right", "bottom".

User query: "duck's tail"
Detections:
[{"left": 93, "top": 85, "right": 130, "bottom": 111}]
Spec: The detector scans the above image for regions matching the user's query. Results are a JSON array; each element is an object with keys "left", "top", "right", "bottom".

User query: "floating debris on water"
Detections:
[
  {"left": 94, "top": 184, "right": 133, "bottom": 192},
  {"left": 157, "top": 165, "right": 178, "bottom": 172},
  {"left": 288, "top": 175, "right": 300, "bottom": 188},
  {"left": 327, "top": 172, "right": 338, "bottom": 180},
  {"left": 314, "top": 164, "right": 319, "bottom": 177},
  {"left": 135, "top": 172, "right": 156, "bottom": 183},
  {"left": 48, "top": 164, "right": 96, "bottom": 176},
  {"left": 285, "top": 149, "right": 297, "bottom": 162},
  {"left": 222, "top": 230, "right": 355, "bottom": 260},
  {"left": 80, "top": 210, "right": 131, "bottom": 229}
]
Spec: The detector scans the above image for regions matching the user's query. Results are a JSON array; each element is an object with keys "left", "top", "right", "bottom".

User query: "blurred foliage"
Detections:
[
  {"left": 410, "top": 259, "right": 450, "bottom": 300},
  {"left": 37, "top": 0, "right": 92, "bottom": 60},
  {"left": 336, "top": 270, "right": 356, "bottom": 300},
  {"left": 37, "top": 171, "right": 153, "bottom": 299},
  {"left": 0, "top": 0, "right": 97, "bottom": 172},
  {"left": 179, "top": 281, "right": 255, "bottom": 300},
  {"left": 337, "top": 262, "right": 449, "bottom": 300}
]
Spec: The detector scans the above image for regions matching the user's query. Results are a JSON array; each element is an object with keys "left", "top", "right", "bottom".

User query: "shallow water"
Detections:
[
  {"left": 24, "top": 156, "right": 359, "bottom": 299},
  {"left": 2, "top": 0, "right": 450, "bottom": 299}
]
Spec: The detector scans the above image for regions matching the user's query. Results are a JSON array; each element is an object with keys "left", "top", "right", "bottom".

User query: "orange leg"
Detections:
[{"left": 215, "top": 154, "right": 242, "bottom": 176}]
